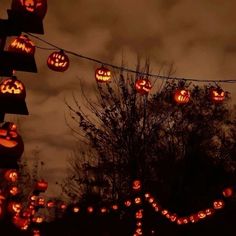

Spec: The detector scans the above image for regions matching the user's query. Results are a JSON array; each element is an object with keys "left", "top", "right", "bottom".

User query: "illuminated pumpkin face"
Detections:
[
  {"left": 100, "top": 207, "right": 107, "bottom": 214},
  {"left": 124, "top": 200, "right": 132, "bottom": 207},
  {"left": 9, "top": 186, "right": 20, "bottom": 196},
  {"left": 210, "top": 88, "right": 225, "bottom": 103},
  {"left": 11, "top": 0, "right": 47, "bottom": 19},
  {"left": 135, "top": 78, "right": 152, "bottom": 95},
  {"left": 135, "top": 209, "right": 143, "bottom": 219},
  {"left": 132, "top": 180, "right": 141, "bottom": 191},
  {"left": 8, "top": 35, "right": 35, "bottom": 55},
  {"left": 189, "top": 214, "right": 199, "bottom": 223},
  {"left": 32, "top": 229, "right": 40, "bottom": 236},
  {"left": 197, "top": 211, "right": 206, "bottom": 219},
  {"left": 112, "top": 204, "right": 118, "bottom": 210},
  {"left": 8, "top": 202, "right": 22, "bottom": 214},
  {"left": 0, "top": 77, "right": 26, "bottom": 99},
  {"left": 205, "top": 208, "right": 215, "bottom": 216},
  {"left": 47, "top": 51, "right": 69, "bottom": 72},
  {"left": 4, "top": 169, "right": 19, "bottom": 182},
  {"left": 73, "top": 207, "right": 80, "bottom": 213},
  {"left": 87, "top": 206, "right": 93, "bottom": 213},
  {"left": 173, "top": 89, "right": 190, "bottom": 104},
  {"left": 12, "top": 215, "right": 29, "bottom": 230},
  {"left": 222, "top": 187, "right": 233, "bottom": 198},
  {"left": 37, "top": 197, "right": 45, "bottom": 207},
  {"left": 35, "top": 179, "right": 48, "bottom": 192},
  {"left": 134, "top": 197, "right": 142, "bottom": 204},
  {"left": 47, "top": 201, "right": 55, "bottom": 208},
  {"left": 32, "top": 216, "right": 44, "bottom": 224},
  {"left": 213, "top": 200, "right": 225, "bottom": 210},
  {"left": 95, "top": 66, "right": 111, "bottom": 83}
]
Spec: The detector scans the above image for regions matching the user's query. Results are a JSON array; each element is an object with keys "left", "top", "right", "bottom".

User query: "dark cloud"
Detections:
[{"left": 1, "top": 0, "right": 236, "bottom": 196}]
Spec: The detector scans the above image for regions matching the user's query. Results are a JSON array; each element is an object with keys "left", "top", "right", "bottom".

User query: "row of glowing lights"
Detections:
[{"left": 6, "top": 35, "right": 227, "bottom": 102}]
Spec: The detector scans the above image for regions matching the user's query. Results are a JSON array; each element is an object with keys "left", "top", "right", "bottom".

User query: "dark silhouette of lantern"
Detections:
[
  {"left": 173, "top": 89, "right": 190, "bottom": 104},
  {"left": 95, "top": 66, "right": 111, "bottom": 83},
  {"left": 11, "top": 0, "right": 47, "bottom": 19},
  {"left": 0, "top": 122, "right": 24, "bottom": 169},
  {"left": 210, "top": 87, "right": 225, "bottom": 103},
  {"left": 135, "top": 78, "right": 152, "bottom": 95},
  {"left": 47, "top": 50, "right": 69, "bottom": 72},
  {"left": 8, "top": 35, "right": 35, "bottom": 56}
]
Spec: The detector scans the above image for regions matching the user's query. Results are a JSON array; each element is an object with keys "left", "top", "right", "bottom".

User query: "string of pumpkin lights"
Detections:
[{"left": 24, "top": 32, "right": 236, "bottom": 84}]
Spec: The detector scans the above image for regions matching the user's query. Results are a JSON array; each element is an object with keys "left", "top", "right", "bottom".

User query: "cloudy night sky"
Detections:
[{"left": 1, "top": 0, "right": 236, "bottom": 197}]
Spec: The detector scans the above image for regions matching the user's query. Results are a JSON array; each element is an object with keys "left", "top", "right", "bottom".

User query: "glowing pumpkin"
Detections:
[
  {"left": 87, "top": 206, "right": 94, "bottom": 213},
  {"left": 205, "top": 208, "right": 215, "bottom": 216},
  {"left": 73, "top": 206, "right": 80, "bottom": 213},
  {"left": 35, "top": 179, "right": 48, "bottom": 192},
  {"left": 12, "top": 215, "right": 29, "bottom": 230},
  {"left": 134, "top": 197, "right": 142, "bottom": 204},
  {"left": 8, "top": 35, "right": 35, "bottom": 55},
  {"left": 37, "top": 197, "right": 45, "bottom": 207},
  {"left": 4, "top": 169, "right": 19, "bottom": 182},
  {"left": 197, "top": 211, "right": 206, "bottom": 219},
  {"left": 95, "top": 66, "right": 111, "bottom": 83},
  {"left": 112, "top": 204, "right": 118, "bottom": 210},
  {"left": 47, "top": 50, "right": 69, "bottom": 72},
  {"left": 8, "top": 202, "right": 22, "bottom": 214},
  {"left": 213, "top": 200, "right": 225, "bottom": 210},
  {"left": 124, "top": 200, "right": 132, "bottom": 207},
  {"left": 11, "top": 0, "right": 47, "bottom": 19},
  {"left": 222, "top": 187, "right": 233, "bottom": 198},
  {"left": 210, "top": 87, "right": 225, "bottom": 103},
  {"left": 135, "top": 209, "right": 143, "bottom": 219},
  {"left": 9, "top": 186, "right": 20, "bottom": 196},
  {"left": 135, "top": 78, "right": 152, "bottom": 95},
  {"left": 46, "top": 200, "right": 55, "bottom": 208},
  {"left": 173, "top": 89, "right": 190, "bottom": 104},
  {"left": 132, "top": 180, "right": 141, "bottom": 191}
]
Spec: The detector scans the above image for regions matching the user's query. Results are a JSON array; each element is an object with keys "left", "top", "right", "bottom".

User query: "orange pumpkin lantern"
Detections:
[
  {"left": 135, "top": 78, "right": 152, "bottom": 95},
  {"left": 32, "top": 229, "right": 41, "bottom": 236},
  {"left": 95, "top": 66, "right": 111, "bottom": 83},
  {"left": 210, "top": 87, "right": 225, "bottom": 103},
  {"left": 47, "top": 50, "right": 69, "bottom": 72},
  {"left": 132, "top": 180, "right": 141, "bottom": 191},
  {"left": 4, "top": 169, "right": 19, "bottom": 182},
  {"left": 11, "top": 0, "right": 47, "bottom": 19},
  {"left": 189, "top": 214, "right": 199, "bottom": 223},
  {"left": 134, "top": 197, "right": 142, "bottom": 204},
  {"left": 124, "top": 200, "right": 132, "bottom": 207},
  {"left": 35, "top": 179, "right": 48, "bottom": 192},
  {"left": 213, "top": 200, "right": 225, "bottom": 210},
  {"left": 37, "top": 197, "right": 45, "bottom": 207},
  {"left": 112, "top": 204, "right": 118, "bottom": 210},
  {"left": 9, "top": 186, "right": 20, "bottom": 196},
  {"left": 73, "top": 206, "right": 80, "bottom": 213},
  {"left": 205, "top": 208, "right": 215, "bottom": 216},
  {"left": 47, "top": 200, "right": 55, "bottom": 208},
  {"left": 12, "top": 215, "right": 29, "bottom": 230},
  {"left": 8, "top": 35, "right": 35, "bottom": 55},
  {"left": 222, "top": 187, "right": 233, "bottom": 198},
  {"left": 87, "top": 206, "right": 94, "bottom": 213},
  {"left": 135, "top": 209, "right": 143, "bottom": 219},
  {"left": 197, "top": 211, "right": 206, "bottom": 219},
  {"left": 8, "top": 202, "right": 22, "bottom": 214},
  {"left": 173, "top": 89, "right": 190, "bottom": 104}
]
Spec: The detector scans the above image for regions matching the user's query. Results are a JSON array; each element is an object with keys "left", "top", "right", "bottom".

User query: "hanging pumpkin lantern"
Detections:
[
  {"left": 11, "top": 0, "right": 47, "bottom": 19},
  {"left": 8, "top": 35, "right": 35, "bottom": 56},
  {"left": 47, "top": 50, "right": 69, "bottom": 72},
  {"left": 173, "top": 89, "right": 190, "bottom": 104},
  {"left": 4, "top": 169, "right": 19, "bottom": 182},
  {"left": 210, "top": 87, "right": 225, "bottom": 103},
  {"left": 135, "top": 78, "right": 152, "bottom": 95},
  {"left": 213, "top": 200, "right": 225, "bottom": 210},
  {"left": 95, "top": 66, "right": 111, "bottom": 83},
  {"left": 60, "top": 202, "right": 67, "bottom": 211},
  {"left": 35, "top": 179, "right": 48, "bottom": 192},
  {"left": 132, "top": 180, "right": 141, "bottom": 191},
  {"left": 222, "top": 187, "right": 233, "bottom": 198}
]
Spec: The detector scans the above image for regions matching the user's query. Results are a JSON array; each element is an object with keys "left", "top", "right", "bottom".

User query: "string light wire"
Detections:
[{"left": 26, "top": 32, "right": 236, "bottom": 84}]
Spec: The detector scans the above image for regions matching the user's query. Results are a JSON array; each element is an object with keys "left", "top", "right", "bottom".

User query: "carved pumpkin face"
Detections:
[
  {"left": 47, "top": 201, "right": 55, "bottom": 208},
  {"left": 173, "top": 89, "right": 190, "bottom": 104},
  {"left": 132, "top": 180, "right": 141, "bottom": 191},
  {"left": 32, "top": 229, "right": 40, "bottom": 236},
  {"left": 210, "top": 88, "right": 225, "bottom": 103},
  {"left": 213, "top": 200, "right": 224, "bottom": 210},
  {"left": 134, "top": 197, "right": 142, "bottom": 204},
  {"left": 95, "top": 66, "right": 111, "bottom": 83},
  {"left": 37, "top": 197, "right": 45, "bottom": 207},
  {"left": 135, "top": 209, "right": 143, "bottom": 219},
  {"left": 112, "top": 204, "right": 118, "bottom": 210},
  {"left": 135, "top": 78, "right": 152, "bottom": 95},
  {"left": 47, "top": 51, "right": 69, "bottom": 72},
  {"left": 0, "top": 77, "right": 26, "bottom": 99},
  {"left": 35, "top": 179, "right": 48, "bottom": 192},
  {"left": 8, "top": 202, "right": 22, "bottom": 214},
  {"left": 11, "top": 0, "right": 47, "bottom": 19},
  {"left": 124, "top": 200, "right": 132, "bottom": 207},
  {"left": 8, "top": 35, "right": 35, "bottom": 55},
  {"left": 87, "top": 206, "right": 93, "bottom": 213},
  {"left": 4, "top": 169, "right": 19, "bottom": 182},
  {"left": 9, "top": 186, "right": 20, "bottom": 196},
  {"left": 197, "top": 211, "right": 206, "bottom": 219},
  {"left": 12, "top": 215, "right": 29, "bottom": 230},
  {"left": 205, "top": 208, "right": 215, "bottom": 216},
  {"left": 73, "top": 206, "right": 80, "bottom": 213}
]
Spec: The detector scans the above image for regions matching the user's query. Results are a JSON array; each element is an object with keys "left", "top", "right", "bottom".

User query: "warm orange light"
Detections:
[{"left": 222, "top": 187, "right": 233, "bottom": 198}]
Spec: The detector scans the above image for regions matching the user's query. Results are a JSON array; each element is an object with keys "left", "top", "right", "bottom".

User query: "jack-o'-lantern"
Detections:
[
  {"left": 37, "top": 197, "right": 45, "bottom": 207},
  {"left": 47, "top": 50, "right": 69, "bottom": 72},
  {"left": 222, "top": 187, "right": 233, "bottom": 198},
  {"left": 132, "top": 180, "right": 141, "bottom": 191},
  {"left": 32, "top": 229, "right": 40, "bottom": 236},
  {"left": 60, "top": 202, "right": 67, "bottom": 210},
  {"left": 148, "top": 197, "right": 154, "bottom": 204},
  {"left": 8, "top": 35, "right": 35, "bottom": 55},
  {"left": 112, "top": 204, "right": 118, "bottom": 210},
  {"left": 135, "top": 209, "right": 143, "bottom": 219},
  {"left": 35, "top": 179, "right": 48, "bottom": 192},
  {"left": 22, "top": 209, "right": 32, "bottom": 218},
  {"left": 32, "top": 216, "right": 44, "bottom": 224},
  {"left": 161, "top": 209, "right": 168, "bottom": 216},
  {"left": 134, "top": 197, "right": 142, "bottom": 204},
  {"left": 47, "top": 200, "right": 55, "bottom": 208},
  {"left": 210, "top": 87, "right": 225, "bottom": 103},
  {"left": 11, "top": 0, "right": 47, "bottom": 19},
  {"left": 0, "top": 122, "right": 24, "bottom": 168},
  {"left": 73, "top": 206, "right": 80, "bottom": 213},
  {"left": 124, "top": 200, "right": 132, "bottom": 207},
  {"left": 87, "top": 206, "right": 94, "bottom": 213},
  {"left": 100, "top": 207, "right": 107, "bottom": 214},
  {"left": 95, "top": 66, "right": 111, "bottom": 83},
  {"left": 177, "top": 217, "right": 189, "bottom": 225},
  {"left": 173, "top": 89, "right": 190, "bottom": 104},
  {"left": 136, "top": 228, "right": 142, "bottom": 235},
  {"left": 213, "top": 200, "right": 225, "bottom": 210},
  {"left": 189, "top": 214, "right": 199, "bottom": 223},
  {"left": 144, "top": 193, "right": 150, "bottom": 198},
  {"left": 137, "top": 221, "right": 142, "bottom": 227},
  {"left": 8, "top": 202, "right": 22, "bottom": 214},
  {"left": 135, "top": 78, "right": 152, "bottom": 95},
  {"left": 4, "top": 169, "right": 19, "bottom": 182},
  {"left": 12, "top": 215, "right": 29, "bottom": 230},
  {"left": 9, "top": 186, "right": 20, "bottom": 196},
  {"left": 0, "top": 193, "right": 5, "bottom": 204},
  {"left": 197, "top": 211, "right": 206, "bottom": 219},
  {"left": 170, "top": 214, "right": 177, "bottom": 222},
  {"left": 0, "top": 77, "right": 26, "bottom": 99},
  {"left": 205, "top": 208, "right": 215, "bottom": 216}
]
